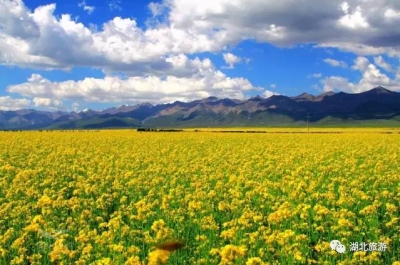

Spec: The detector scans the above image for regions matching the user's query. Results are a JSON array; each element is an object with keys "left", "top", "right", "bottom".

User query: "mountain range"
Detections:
[{"left": 1, "top": 86, "right": 400, "bottom": 130}]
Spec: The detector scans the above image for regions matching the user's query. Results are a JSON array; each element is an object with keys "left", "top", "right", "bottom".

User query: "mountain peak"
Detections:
[
  {"left": 79, "top": 108, "right": 92, "bottom": 113},
  {"left": 207, "top": 96, "right": 219, "bottom": 101},
  {"left": 137, "top": 102, "right": 153, "bottom": 107},
  {"left": 200, "top": 96, "right": 219, "bottom": 103},
  {"left": 2, "top": 86, "right": 400, "bottom": 130},
  {"left": 368, "top": 86, "right": 392, "bottom": 94},
  {"left": 293, "top": 92, "right": 315, "bottom": 101},
  {"left": 249, "top": 95, "right": 264, "bottom": 102},
  {"left": 316, "top": 91, "right": 335, "bottom": 98},
  {"left": 318, "top": 91, "right": 335, "bottom": 96}
]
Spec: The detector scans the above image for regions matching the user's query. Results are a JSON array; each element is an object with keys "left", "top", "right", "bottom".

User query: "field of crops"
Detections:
[{"left": 0, "top": 130, "right": 399, "bottom": 264}]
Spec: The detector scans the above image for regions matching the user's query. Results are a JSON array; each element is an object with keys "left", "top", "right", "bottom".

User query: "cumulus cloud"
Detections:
[
  {"left": 2, "top": 0, "right": 400, "bottom": 109},
  {"left": 262, "top": 90, "right": 280, "bottom": 98},
  {"left": 164, "top": 0, "right": 400, "bottom": 56},
  {"left": 0, "top": 1, "right": 229, "bottom": 73},
  {"left": 7, "top": 68, "right": 263, "bottom": 104},
  {"left": 352, "top": 56, "right": 370, "bottom": 71},
  {"left": 222, "top": 53, "right": 241, "bottom": 69},
  {"left": 317, "top": 42, "right": 400, "bottom": 57},
  {"left": 324, "top": 58, "right": 348, "bottom": 68},
  {"left": 0, "top": 96, "right": 31, "bottom": 111},
  {"left": 148, "top": 2, "right": 166, "bottom": 17},
  {"left": 33, "top": 97, "right": 63, "bottom": 108},
  {"left": 385, "top": 8, "right": 400, "bottom": 19},
  {"left": 2, "top": 0, "right": 400, "bottom": 76},
  {"left": 322, "top": 76, "right": 352, "bottom": 92},
  {"left": 322, "top": 57, "right": 400, "bottom": 93},
  {"left": 373, "top": 55, "right": 393, "bottom": 72},
  {"left": 3, "top": 52, "right": 257, "bottom": 107},
  {"left": 339, "top": 3, "right": 369, "bottom": 29}
]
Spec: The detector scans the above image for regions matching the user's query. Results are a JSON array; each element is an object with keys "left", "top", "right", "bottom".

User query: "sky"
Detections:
[{"left": 0, "top": 0, "right": 400, "bottom": 112}]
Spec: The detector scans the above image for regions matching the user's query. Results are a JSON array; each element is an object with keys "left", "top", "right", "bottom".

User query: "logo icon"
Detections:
[{"left": 330, "top": 240, "right": 346, "bottom": 253}]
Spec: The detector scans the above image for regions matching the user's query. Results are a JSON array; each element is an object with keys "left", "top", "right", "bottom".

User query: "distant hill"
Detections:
[{"left": 2, "top": 87, "right": 400, "bottom": 129}]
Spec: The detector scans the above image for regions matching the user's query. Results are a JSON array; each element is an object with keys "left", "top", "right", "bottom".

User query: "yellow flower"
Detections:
[
  {"left": 246, "top": 257, "right": 265, "bottom": 265},
  {"left": 219, "top": 245, "right": 247, "bottom": 264},
  {"left": 337, "top": 218, "right": 353, "bottom": 228},
  {"left": 120, "top": 196, "right": 128, "bottom": 204},
  {"left": 201, "top": 215, "right": 219, "bottom": 230},
  {"left": 386, "top": 203, "right": 398, "bottom": 213},
  {"left": 37, "top": 195, "right": 53, "bottom": 207},
  {"left": 1, "top": 129, "right": 399, "bottom": 264},
  {"left": 110, "top": 244, "right": 124, "bottom": 253},
  {"left": 293, "top": 249, "right": 304, "bottom": 262},
  {"left": 359, "top": 205, "right": 377, "bottom": 215},
  {"left": 93, "top": 258, "right": 112, "bottom": 265},
  {"left": 32, "top": 215, "right": 45, "bottom": 225},
  {"left": 314, "top": 204, "right": 330, "bottom": 216},
  {"left": 10, "top": 254, "right": 24, "bottom": 265},
  {"left": 126, "top": 246, "right": 141, "bottom": 255},
  {"left": 27, "top": 253, "right": 43, "bottom": 265},
  {"left": 11, "top": 237, "right": 24, "bottom": 249},
  {"left": 23, "top": 223, "right": 40, "bottom": 233},
  {"left": 386, "top": 217, "right": 399, "bottom": 228},
  {"left": 125, "top": 256, "right": 142, "bottom": 265},
  {"left": 220, "top": 228, "right": 238, "bottom": 240},
  {"left": 353, "top": 251, "right": 367, "bottom": 258},
  {"left": 0, "top": 248, "right": 7, "bottom": 258},
  {"left": 49, "top": 238, "right": 70, "bottom": 262},
  {"left": 147, "top": 249, "right": 170, "bottom": 265},
  {"left": 82, "top": 244, "right": 93, "bottom": 256}
]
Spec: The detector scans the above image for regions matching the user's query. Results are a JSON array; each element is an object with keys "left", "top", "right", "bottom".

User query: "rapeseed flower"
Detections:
[{"left": 0, "top": 130, "right": 399, "bottom": 264}]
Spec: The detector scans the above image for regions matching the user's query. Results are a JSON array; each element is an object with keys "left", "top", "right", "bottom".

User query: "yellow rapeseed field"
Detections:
[{"left": 0, "top": 130, "right": 399, "bottom": 264}]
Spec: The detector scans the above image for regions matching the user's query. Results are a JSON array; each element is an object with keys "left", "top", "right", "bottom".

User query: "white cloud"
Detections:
[
  {"left": 0, "top": 96, "right": 31, "bottom": 111},
  {"left": 322, "top": 57, "right": 400, "bottom": 93},
  {"left": 33, "top": 97, "right": 63, "bottom": 108},
  {"left": 2, "top": 0, "right": 400, "bottom": 76},
  {"left": 2, "top": 0, "right": 400, "bottom": 110},
  {"left": 7, "top": 69, "right": 263, "bottom": 104},
  {"left": 309, "top": 73, "right": 322, "bottom": 78},
  {"left": 163, "top": 54, "right": 216, "bottom": 77},
  {"left": 316, "top": 42, "right": 400, "bottom": 57},
  {"left": 322, "top": 76, "right": 353, "bottom": 92},
  {"left": 385, "top": 9, "right": 400, "bottom": 19},
  {"left": 78, "top": 0, "right": 95, "bottom": 15},
  {"left": 0, "top": 1, "right": 240, "bottom": 74},
  {"left": 262, "top": 90, "right": 280, "bottom": 98},
  {"left": 352, "top": 56, "right": 370, "bottom": 71},
  {"left": 166, "top": 0, "right": 400, "bottom": 56},
  {"left": 270, "top": 84, "right": 276, "bottom": 88},
  {"left": 338, "top": 5, "right": 369, "bottom": 29},
  {"left": 0, "top": 1, "right": 235, "bottom": 76},
  {"left": 373, "top": 56, "right": 393, "bottom": 72},
  {"left": 341, "top": 2, "right": 350, "bottom": 14},
  {"left": 324, "top": 58, "right": 348, "bottom": 68},
  {"left": 223, "top": 53, "right": 241, "bottom": 69},
  {"left": 71, "top": 102, "right": 80, "bottom": 112},
  {"left": 148, "top": 2, "right": 165, "bottom": 17}
]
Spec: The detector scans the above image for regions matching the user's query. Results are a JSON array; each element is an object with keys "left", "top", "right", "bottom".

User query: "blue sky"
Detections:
[{"left": 1, "top": 0, "right": 400, "bottom": 111}]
